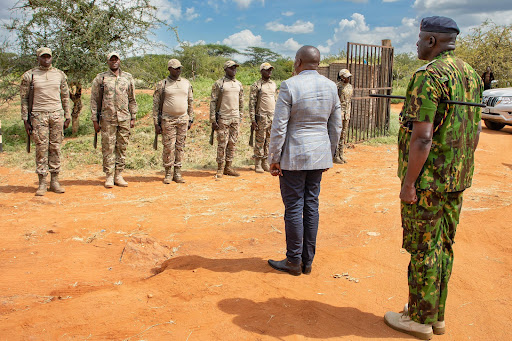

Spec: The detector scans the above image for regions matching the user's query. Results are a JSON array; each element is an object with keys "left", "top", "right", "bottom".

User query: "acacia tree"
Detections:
[
  {"left": 456, "top": 20, "right": 512, "bottom": 87},
  {"left": 6, "top": 0, "right": 172, "bottom": 134},
  {"left": 243, "top": 47, "right": 281, "bottom": 66}
]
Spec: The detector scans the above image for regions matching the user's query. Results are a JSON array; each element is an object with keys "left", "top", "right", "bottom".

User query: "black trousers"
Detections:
[{"left": 279, "top": 169, "right": 323, "bottom": 265}]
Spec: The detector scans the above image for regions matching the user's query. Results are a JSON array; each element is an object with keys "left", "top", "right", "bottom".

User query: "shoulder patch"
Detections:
[{"left": 415, "top": 60, "right": 435, "bottom": 73}]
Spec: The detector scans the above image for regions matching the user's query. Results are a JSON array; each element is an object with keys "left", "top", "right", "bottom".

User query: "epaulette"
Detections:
[{"left": 415, "top": 60, "right": 436, "bottom": 73}]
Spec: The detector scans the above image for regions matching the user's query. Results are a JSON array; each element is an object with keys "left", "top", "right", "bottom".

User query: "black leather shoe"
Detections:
[
  {"left": 268, "top": 258, "right": 301, "bottom": 276},
  {"left": 302, "top": 264, "right": 312, "bottom": 275}
]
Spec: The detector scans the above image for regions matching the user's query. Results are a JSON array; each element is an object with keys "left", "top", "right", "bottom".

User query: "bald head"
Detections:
[{"left": 294, "top": 45, "right": 320, "bottom": 74}]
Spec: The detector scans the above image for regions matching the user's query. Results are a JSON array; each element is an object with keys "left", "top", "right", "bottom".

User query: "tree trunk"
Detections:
[{"left": 69, "top": 82, "right": 83, "bottom": 135}]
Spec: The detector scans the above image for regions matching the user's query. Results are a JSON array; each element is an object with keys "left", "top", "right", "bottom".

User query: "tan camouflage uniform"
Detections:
[
  {"left": 334, "top": 82, "right": 353, "bottom": 163},
  {"left": 20, "top": 66, "right": 71, "bottom": 175},
  {"left": 90, "top": 70, "right": 137, "bottom": 175},
  {"left": 153, "top": 77, "right": 193, "bottom": 170},
  {"left": 249, "top": 78, "right": 277, "bottom": 160},
  {"left": 210, "top": 77, "right": 244, "bottom": 164}
]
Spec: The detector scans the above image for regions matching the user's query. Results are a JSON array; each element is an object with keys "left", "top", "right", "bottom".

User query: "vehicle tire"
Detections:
[{"left": 484, "top": 120, "right": 505, "bottom": 131}]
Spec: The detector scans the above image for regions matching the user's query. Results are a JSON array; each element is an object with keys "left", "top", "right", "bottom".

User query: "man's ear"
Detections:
[{"left": 428, "top": 35, "right": 436, "bottom": 48}]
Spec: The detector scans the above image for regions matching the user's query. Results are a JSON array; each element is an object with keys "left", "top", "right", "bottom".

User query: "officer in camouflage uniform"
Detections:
[
  {"left": 249, "top": 62, "right": 278, "bottom": 173},
  {"left": 384, "top": 17, "right": 483, "bottom": 340},
  {"left": 210, "top": 60, "right": 244, "bottom": 178},
  {"left": 21, "top": 47, "right": 71, "bottom": 196},
  {"left": 153, "top": 59, "right": 194, "bottom": 184},
  {"left": 91, "top": 52, "right": 138, "bottom": 188},
  {"left": 334, "top": 68, "right": 353, "bottom": 164}
]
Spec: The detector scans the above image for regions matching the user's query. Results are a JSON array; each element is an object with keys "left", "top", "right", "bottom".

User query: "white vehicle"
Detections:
[{"left": 481, "top": 87, "right": 512, "bottom": 131}]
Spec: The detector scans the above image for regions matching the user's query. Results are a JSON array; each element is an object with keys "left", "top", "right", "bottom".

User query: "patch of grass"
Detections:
[{"left": 361, "top": 110, "right": 400, "bottom": 145}]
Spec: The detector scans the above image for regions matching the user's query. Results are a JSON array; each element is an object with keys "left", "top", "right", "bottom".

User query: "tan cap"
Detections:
[
  {"left": 107, "top": 52, "right": 121, "bottom": 60},
  {"left": 338, "top": 69, "right": 352, "bottom": 78},
  {"left": 36, "top": 47, "right": 52, "bottom": 57},
  {"left": 168, "top": 59, "right": 182, "bottom": 68},
  {"left": 260, "top": 62, "right": 273, "bottom": 71},
  {"left": 224, "top": 60, "right": 239, "bottom": 69}
]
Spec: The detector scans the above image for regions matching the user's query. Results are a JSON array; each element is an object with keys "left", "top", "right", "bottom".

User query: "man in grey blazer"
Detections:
[{"left": 268, "top": 45, "right": 342, "bottom": 276}]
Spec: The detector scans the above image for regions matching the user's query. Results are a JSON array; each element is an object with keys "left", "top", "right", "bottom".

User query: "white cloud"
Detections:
[
  {"left": 265, "top": 20, "right": 314, "bottom": 34},
  {"left": 232, "top": 0, "right": 264, "bottom": 9},
  {"left": 205, "top": 17, "right": 213, "bottom": 23},
  {"left": 282, "top": 11, "right": 294, "bottom": 17},
  {"left": 219, "top": 29, "right": 302, "bottom": 60},
  {"left": 382, "top": 0, "right": 399, "bottom": 2},
  {"left": 222, "top": 29, "right": 263, "bottom": 50},
  {"left": 321, "top": 13, "right": 419, "bottom": 54},
  {"left": 151, "top": 0, "right": 182, "bottom": 22},
  {"left": 184, "top": 7, "right": 199, "bottom": 21}
]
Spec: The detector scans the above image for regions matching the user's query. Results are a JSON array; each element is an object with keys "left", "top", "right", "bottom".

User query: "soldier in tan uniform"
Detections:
[
  {"left": 249, "top": 62, "right": 278, "bottom": 173},
  {"left": 334, "top": 69, "right": 353, "bottom": 164},
  {"left": 210, "top": 60, "right": 244, "bottom": 178},
  {"left": 153, "top": 59, "right": 194, "bottom": 184},
  {"left": 20, "top": 47, "right": 71, "bottom": 196},
  {"left": 91, "top": 52, "right": 138, "bottom": 188}
]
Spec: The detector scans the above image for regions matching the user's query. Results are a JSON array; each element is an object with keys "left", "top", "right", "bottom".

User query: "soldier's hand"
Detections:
[
  {"left": 270, "top": 163, "right": 282, "bottom": 177},
  {"left": 23, "top": 120, "right": 32, "bottom": 134},
  {"left": 63, "top": 119, "right": 70, "bottom": 130},
  {"left": 400, "top": 183, "right": 418, "bottom": 204},
  {"left": 93, "top": 121, "right": 101, "bottom": 133},
  {"left": 130, "top": 119, "right": 135, "bottom": 128},
  {"left": 154, "top": 124, "right": 162, "bottom": 134},
  {"left": 212, "top": 122, "right": 219, "bottom": 131},
  {"left": 251, "top": 121, "right": 258, "bottom": 130}
]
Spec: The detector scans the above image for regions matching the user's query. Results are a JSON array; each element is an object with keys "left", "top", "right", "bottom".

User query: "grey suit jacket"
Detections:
[{"left": 268, "top": 70, "right": 342, "bottom": 170}]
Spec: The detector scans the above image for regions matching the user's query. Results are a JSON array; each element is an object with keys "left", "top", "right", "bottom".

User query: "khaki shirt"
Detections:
[
  {"left": 337, "top": 82, "right": 353, "bottom": 120},
  {"left": 153, "top": 77, "right": 194, "bottom": 125},
  {"left": 210, "top": 77, "right": 244, "bottom": 123},
  {"left": 20, "top": 66, "right": 71, "bottom": 120},
  {"left": 90, "top": 70, "right": 138, "bottom": 122},
  {"left": 249, "top": 79, "right": 277, "bottom": 123}
]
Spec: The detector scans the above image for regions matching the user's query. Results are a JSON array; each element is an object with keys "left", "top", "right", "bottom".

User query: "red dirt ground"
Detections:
[{"left": 1, "top": 115, "right": 511, "bottom": 340}]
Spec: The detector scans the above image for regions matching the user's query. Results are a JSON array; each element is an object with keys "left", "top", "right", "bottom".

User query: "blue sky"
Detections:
[{"left": 2, "top": 0, "right": 512, "bottom": 60}]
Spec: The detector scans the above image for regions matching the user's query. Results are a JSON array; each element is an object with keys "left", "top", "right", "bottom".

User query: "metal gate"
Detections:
[{"left": 345, "top": 41, "right": 394, "bottom": 143}]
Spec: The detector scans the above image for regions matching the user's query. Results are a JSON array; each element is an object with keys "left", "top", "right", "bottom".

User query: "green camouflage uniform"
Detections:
[
  {"left": 90, "top": 70, "right": 137, "bottom": 175},
  {"left": 153, "top": 77, "right": 194, "bottom": 169},
  {"left": 334, "top": 82, "right": 353, "bottom": 161},
  {"left": 249, "top": 78, "right": 277, "bottom": 159},
  {"left": 20, "top": 66, "right": 71, "bottom": 175},
  {"left": 398, "top": 50, "right": 483, "bottom": 324},
  {"left": 210, "top": 77, "right": 244, "bottom": 164}
]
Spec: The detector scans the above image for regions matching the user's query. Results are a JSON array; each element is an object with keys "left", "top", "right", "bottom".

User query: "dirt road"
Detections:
[{"left": 1, "top": 125, "right": 511, "bottom": 340}]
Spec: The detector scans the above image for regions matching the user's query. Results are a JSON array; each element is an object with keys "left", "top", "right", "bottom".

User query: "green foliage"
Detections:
[
  {"left": 393, "top": 52, "right": 423, "bottom": 87},
  {"left": 174, "top": 44, "right": 229, "bottom": 81},
  {"left": 243, "top": 47, "right": 281, "bottom": 66},
  {"left": 456, "top": 20, "right": 512, "bottom": 87},
  {"left": 124, "top": 54, "right": 174, "bottom": 89}
]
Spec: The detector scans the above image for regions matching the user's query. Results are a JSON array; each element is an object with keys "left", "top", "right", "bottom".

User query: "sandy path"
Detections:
[{"left": 0, "top": 124, "right": 511, "bottom": 340}]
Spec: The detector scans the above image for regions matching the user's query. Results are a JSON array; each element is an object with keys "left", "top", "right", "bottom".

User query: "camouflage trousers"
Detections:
[
  {"left": 101, "top": 119, "right": 131, "bottom": 174},
  {"left": 334, "top": 118, "right": 349, "bottom": 160},
  {"left": 31, "top": 110, "right": 64, "bottom": 175},
  {"left": 401, "top": 190, "right": 464, "bottom": 324},
  {"left": 216, "top": 117, "right": 239, "bottom": 163},
  {"left": 162, "top": 115, "right": 188, "bottom": 169},
  {"left": 253, "top": 114, "right": 272, "bottom": 159}
]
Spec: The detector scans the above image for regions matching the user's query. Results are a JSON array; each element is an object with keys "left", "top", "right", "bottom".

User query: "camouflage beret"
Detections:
[
  {"left": 107, "top": 52, "right": 121, "bottom": 61},
  {"left": 36, "top": 47, "right": 52, "bottom": 57},
  {"left": 420, "top": 16, "right": 460, "bottom": 35},
  {"left": 260, "top": 62, "right": 273, "bottom": 71},
  {"left": 168, "top": 59, "right": 182, "bottom": 68},
  {"left": 224, "top": 60, "right": 239, "bottom": 69}
]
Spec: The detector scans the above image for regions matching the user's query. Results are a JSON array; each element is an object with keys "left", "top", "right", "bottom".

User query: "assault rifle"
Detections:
[
  {"left": 369, "top": 94, "right": 485, "bottom": 108},
  {"left": 209, "top": 79, "right": 224, "bottom": 145},
  {"left": 153, "top": 80, "right": 166, "bottom": 150},
  {"left": 93, "top": 77, "right": 104, "bottom": 149},
  {"left": 26, "top": 74, "right": 34, "bottom": 153}
]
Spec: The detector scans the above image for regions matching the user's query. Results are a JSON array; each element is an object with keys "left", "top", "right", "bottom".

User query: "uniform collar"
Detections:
[
  {"left": 434, "top": 50, "right": 455, "bottom": 60},
  {"left": 38, "top": 65, "right": 53, "bottom": 71},
  {"left": 167, "top": 76, "right": 181, "bottom": 82},
  {"left": 108, "top": 69, "right": 122, "bottom": 76}
]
